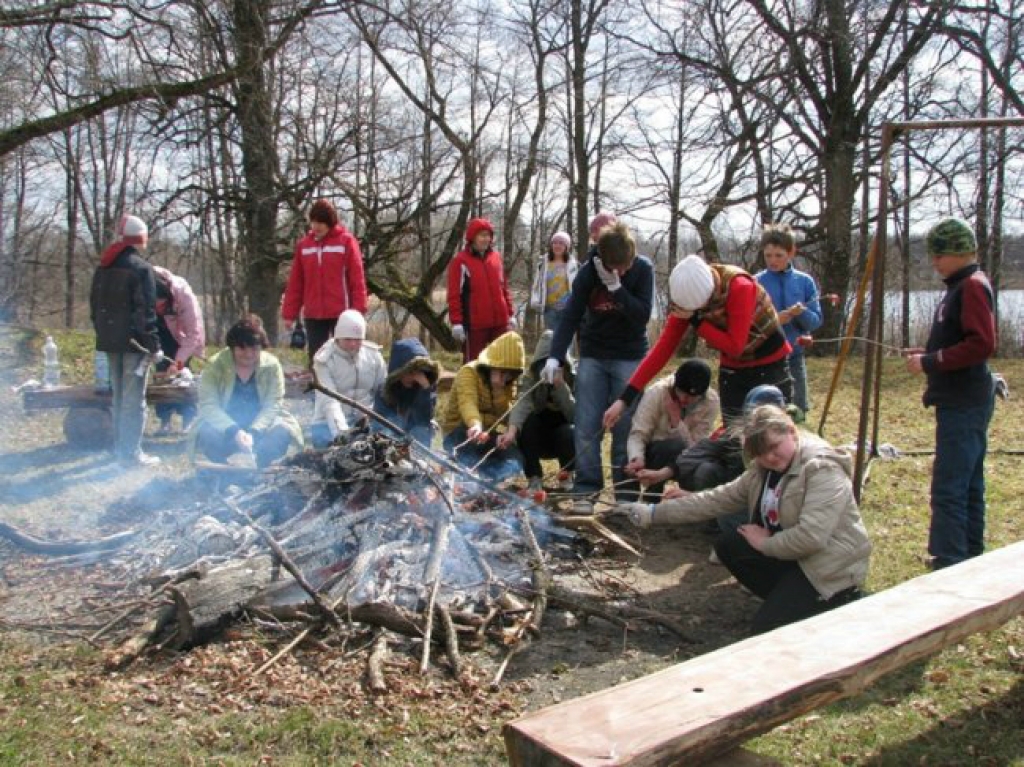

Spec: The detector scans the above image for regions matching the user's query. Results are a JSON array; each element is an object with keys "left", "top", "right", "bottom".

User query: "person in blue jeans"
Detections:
[
  {"left": 541, "top": 219, "right": 654, "bottom": 513},
  {"left": 905, "top": 217, "right": 996, "bottom": 570},
  {"left": 754, "top": 223, "right": 822, "bottom": 413}
]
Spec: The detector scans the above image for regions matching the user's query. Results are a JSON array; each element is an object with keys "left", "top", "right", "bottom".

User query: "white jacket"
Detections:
[
  {"left": 312, "top": 340, "right": 387, "bottom": 436},
  {"left": 529, "top": 254, "right": 580, "bottom": 310},
  {"left": 627, "top": 377, "right": 720, "bottom": 462}
]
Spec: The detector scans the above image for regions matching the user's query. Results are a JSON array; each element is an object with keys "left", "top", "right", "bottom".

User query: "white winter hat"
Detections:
[
  {"left": 669, "top": 255, "right": 714, "bottom": 311},
  {"left": 667, "top": 253, "right": 716, "bottom": 307},
  {"left": 334, "top": 309, "right": 366, "bottom": 340},
  {"left": 118, "top": 214, "right": 148, "bottom": 245}
]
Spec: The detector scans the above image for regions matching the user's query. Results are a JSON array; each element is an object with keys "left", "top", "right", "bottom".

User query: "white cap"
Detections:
[
  {"left": 669, "top": 255, "right": 714, "bottom": 311},
  {"left": 118, "top": 214, "right": 148, "bottom": 244},
  {"left": 334, "top": 309, "right": 366, "bottom": 340}
]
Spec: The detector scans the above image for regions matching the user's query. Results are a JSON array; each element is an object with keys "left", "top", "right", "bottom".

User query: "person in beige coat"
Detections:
[
  {"left": 622, "top": 359, "right": 719, "bottom": 499},
  {"left": 621, "top": 405, "right": 871, "bottom": 634}
]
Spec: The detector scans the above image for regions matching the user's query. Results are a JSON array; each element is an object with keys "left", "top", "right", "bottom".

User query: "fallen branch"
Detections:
[
  {"left": 0, "top": 521, "right": 137, "bottom": 556},
  {"left": 436, "top": 605, "right": 463, "bottom": 680},
  {"left": 366, "top": 632, "right": 389, "bottom": 692}
]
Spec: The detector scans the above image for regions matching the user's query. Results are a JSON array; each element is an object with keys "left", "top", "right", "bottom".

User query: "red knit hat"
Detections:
[
  {"left": 466, "top": 217, "right": 494, "bottom": 244},
  {"left": 118, "top": 215, "right": 148, "bottom": 246}
]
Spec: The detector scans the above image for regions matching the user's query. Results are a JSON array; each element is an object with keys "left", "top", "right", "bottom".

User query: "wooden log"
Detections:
[
  {"left": 0, "top": 520, "right": 137, "bottom": 556},
  {"left": 504, "top": 540, "right": 1024, "bottom": 767},
  {"left": 170, "top": 555, "right": 277, "bottom": 645}
]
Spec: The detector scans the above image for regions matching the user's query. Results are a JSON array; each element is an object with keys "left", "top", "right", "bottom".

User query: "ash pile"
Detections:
[{"left": 103, "top": 427, "right": 594, "bottom": 677}]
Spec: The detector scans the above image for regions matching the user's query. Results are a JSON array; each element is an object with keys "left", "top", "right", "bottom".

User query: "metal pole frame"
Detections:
[{"left": 847, "top": 116, "right": 1024, "bottom": 501}]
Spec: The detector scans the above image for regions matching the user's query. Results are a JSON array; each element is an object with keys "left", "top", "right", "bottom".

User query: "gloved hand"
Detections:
[
  {"left": 593, "top": 257, "right": 621, "bottom": 292},
  {"left": 452, "top": 324, "right": 466, "bottom": 344},
  {"left": 540, "top": 358, "right": 561, "bottom": 385},
  {"left": 508, "top": 315, "right": 518, "bottom": 330},
  {"left": 621, "top": 502, "right": 655, "bottom": 528}
]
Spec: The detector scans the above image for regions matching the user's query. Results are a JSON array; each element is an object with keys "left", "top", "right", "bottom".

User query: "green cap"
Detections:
[{"left": 926, "top": 217, "right": 977, "bottom": 257}]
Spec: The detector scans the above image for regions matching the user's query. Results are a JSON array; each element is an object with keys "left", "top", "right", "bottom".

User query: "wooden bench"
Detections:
[{"left": 504, "top": 540, "right": 1024, "bottom": 766}]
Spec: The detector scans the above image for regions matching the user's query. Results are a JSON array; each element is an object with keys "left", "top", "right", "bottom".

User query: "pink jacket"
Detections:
[{"left": 153, "top": 266, "right": 206, "bottom": 364}]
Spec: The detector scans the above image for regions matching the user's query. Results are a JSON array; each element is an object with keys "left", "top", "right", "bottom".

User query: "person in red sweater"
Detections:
[
  {"left": 447, "top": 217, "right": 516, "bottom": 362},
  {"left": 605, "top": 254, "right": 792, "bottom": 429},
  {"left": 282, "top": 199, "right": 368, "bottom": 365}
]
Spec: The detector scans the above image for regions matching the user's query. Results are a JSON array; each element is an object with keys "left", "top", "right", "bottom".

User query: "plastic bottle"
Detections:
[
  {"left": 42, "top": 335, "right": 60, "bottom": 388},
  {"left": 94, "top": 350, "right": 110, "bottom": 393}
]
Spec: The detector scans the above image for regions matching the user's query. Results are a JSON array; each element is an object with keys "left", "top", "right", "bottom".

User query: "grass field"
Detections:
[{"left": 1, "top": 327, "right": 1021, "bottom": 765}]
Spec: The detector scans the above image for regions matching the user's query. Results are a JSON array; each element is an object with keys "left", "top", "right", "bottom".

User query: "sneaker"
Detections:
[
  {"left": 558, "top": 471, "right": 574, "bottom": 492},
  {"left": 120, "top": 452, "right": 161, "bottom": 468},
  {"left": 570, "top": 500, "right": 594, "bottom": 516},
  {"left": 708, "top": 546, "right": 721, "bottom": 565}
]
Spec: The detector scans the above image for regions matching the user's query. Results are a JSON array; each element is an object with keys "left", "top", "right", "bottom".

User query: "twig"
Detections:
[
  {"left": 253, "top": 626, "right": 315, "bottom": 678},
  {"left": 436, "top": 605, "right": 463, "bottom": 680},
  {"left": 419, "top": 511, "right": 453, "bottom": 674},
  {"left": 87, "top": 599, "right": 157, "bottom": 643}
]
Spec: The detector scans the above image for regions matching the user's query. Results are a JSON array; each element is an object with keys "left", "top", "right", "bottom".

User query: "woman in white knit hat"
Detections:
[
  {"left": 528, "top": 231, "right": 579, "bottom": 331},
  {"left": 310, "top": 309, "right": 387, "bottom": 447},
  {"left": 604, "top": 254, "right": 793, "bottom": 429}
]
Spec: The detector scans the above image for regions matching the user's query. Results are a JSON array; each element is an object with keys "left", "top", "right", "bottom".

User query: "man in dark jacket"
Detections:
[{"left": 90, "top": 214, "right": 162, "bottom": 467}]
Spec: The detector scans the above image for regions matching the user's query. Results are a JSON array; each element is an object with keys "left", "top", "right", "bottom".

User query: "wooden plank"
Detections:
[
  {"left": 504, "top": 540, "right": 1024, "bottom": 767},
  {"left": 23, "top": 384, "right": 197, "bottom": 410}
]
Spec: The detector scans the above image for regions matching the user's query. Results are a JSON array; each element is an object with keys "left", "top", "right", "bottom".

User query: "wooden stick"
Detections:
[
  {"left": 222, "top": 497, "right": 341, "bottom": 627},
  {"left": 436, "top": 605, "right": 463, "bottom": 680},
  {"left": 419, "top": 512, "right": 453, "bottom": 674},
  {"left": 366, "top": 632, "right": 389, "bottom": 692},
  {"left": 253, "top": 626, "right": 315, "bottom": 677}
]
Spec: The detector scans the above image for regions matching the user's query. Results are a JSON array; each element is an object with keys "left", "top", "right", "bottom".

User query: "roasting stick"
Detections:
[{"left": 451, "top": 379, "right": 544, "bottom": 452}]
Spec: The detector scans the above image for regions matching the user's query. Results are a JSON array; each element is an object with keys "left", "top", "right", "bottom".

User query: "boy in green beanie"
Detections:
[{"left": 905, "top": 217, "right": 996, "bottom": 570}]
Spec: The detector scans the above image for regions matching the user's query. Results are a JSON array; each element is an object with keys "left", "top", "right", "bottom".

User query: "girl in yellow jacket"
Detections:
[{"left": 441, "top": 331, "right": 526, "bottom": 482}]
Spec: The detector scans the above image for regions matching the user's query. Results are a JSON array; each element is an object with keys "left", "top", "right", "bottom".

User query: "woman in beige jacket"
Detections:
[{"left": 622, "top": 405, "right": 871, "bottom": 634}]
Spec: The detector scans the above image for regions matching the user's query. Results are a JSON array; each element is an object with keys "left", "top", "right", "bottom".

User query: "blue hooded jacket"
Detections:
[
  {"left": 755, "top": 264, "right": 822, "bottom": 357},
  {"left": 373, "top": 338, "right": 440, "bottom": 445}
]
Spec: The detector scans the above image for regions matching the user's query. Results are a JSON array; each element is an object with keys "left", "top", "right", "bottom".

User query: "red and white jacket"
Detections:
[
  {"left": 446, "top": 246, "right": 514, "bottom": 330},
  {"left": 282, "top": 224, "right": 368, "bottom": 321}
]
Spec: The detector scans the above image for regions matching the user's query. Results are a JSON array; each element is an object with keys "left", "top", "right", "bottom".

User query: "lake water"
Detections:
[{"left": 872, "top": 289, "right": 1023, "bottom": 352}]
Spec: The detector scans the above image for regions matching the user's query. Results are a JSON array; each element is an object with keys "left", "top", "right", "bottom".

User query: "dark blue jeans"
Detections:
[{"left": 929, "top": 395, "right": 995, "bottom": 568}]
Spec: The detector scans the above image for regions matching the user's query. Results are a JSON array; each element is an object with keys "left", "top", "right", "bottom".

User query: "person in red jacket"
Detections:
[
  {"left": 282, "top": 199, "right": 368, "bottom": 365},
  {"left": 447, "top": 217, "right": 516, "bottom": 362}
]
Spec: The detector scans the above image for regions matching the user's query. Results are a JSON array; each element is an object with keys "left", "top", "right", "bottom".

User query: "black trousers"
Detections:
[
  {"left": 620, "top": 435, "right": 687, "bottom": 501},
  {"left": 154, "top": 322, "right": 196, "bottom": 426},
  {"left": 304, "top": 317, "right": 338, "bottom": 368},
  {"left": 196, "top": 423, "right": 293, "bottom": 469},
  {"left": 517, "top": 410, "right": 575, "bottom": 479},
  {"left": 714, "top": 529, "right": 861, "bottom": 635},
  {"left": 719, "top": 358, "right": 793, "bottom": 426}
]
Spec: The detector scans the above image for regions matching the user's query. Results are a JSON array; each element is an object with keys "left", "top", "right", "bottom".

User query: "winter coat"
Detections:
[
  {"left": 282, "top": 223, "right": 368, "bottom": 321},
  {"left": 374, "top": 337, "right": 441, "bottom": 445},
  {"left": 153, "top": 266, "right": 206, "bottom": 364},
  {"left": 921, "top": 263, "right": 996, "bottom": 408},
  {"left": 755, "top": 264, "right": 823, "bottom": 358},
  {"left": 312, "top": 340, "right": 387, "bottom": 437},
  {"left": 90, "top": 243, "right": 161, "bottom": 354},
  {"left": 651, "top": 433, "right": 871, "bottom": 599},
  {"left": 627, "top": 377, "right": 720, "bottom": 462},
  {"left": 509, "top": 330, "right": 575, "bottom": 430},
  {"left": 529, "top": 255, "right": 580, "bottom": 310},
  {"left": 440, "top": 332, "right": 526, "bottom": 434},
  {"left": 189, "top": 348, "right": 303, "bottom": 456},
  {"left": 446, "top": 246, "right": 514, "bottom": 330}
]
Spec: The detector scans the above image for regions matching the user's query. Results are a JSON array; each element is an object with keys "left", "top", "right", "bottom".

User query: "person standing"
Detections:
[
  {"left": 90, "top": 214, "right": 162, "bottom": 467},
  {"left": 282, "top": 199, "right": 368, "bottom": 366},
  {"left": 541, "top": 219, "right": 655, "bottom": 513},
  {"left": 529, "top": 231, "right": 579, "bottom": 331},
  {"left": 152, "top": 265, "right": 206, "bottom": 433},
  {"left": 447, "top": 217, "right": 516, "bottom": 363},
  {"left": 310, "top": 310, "right": 387, "bottom": 448},
  {"left": 754, "top": 224, "right": 822, "bottom": 413},
  {"left": 905, "top": 217, "right": 996, "bottom": 570}
]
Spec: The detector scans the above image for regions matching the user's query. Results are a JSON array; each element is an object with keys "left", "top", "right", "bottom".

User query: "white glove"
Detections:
[
  {"left": 452, "top": 324, "right": 466, "bottom": 343},
  {"left": 540, "top": 358, "right": 561, "bottom": 385},
  {"left": 593, "top": 257, "right": 621, "bottom": 292},
  {"left": 508, "top": 315, "right": 518, "bottom": 330},
  {"left": 622, "top": 502, "right": 655, "bottom": 528}
]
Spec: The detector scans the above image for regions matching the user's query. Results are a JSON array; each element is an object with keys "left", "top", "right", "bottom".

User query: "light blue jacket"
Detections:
[{"left": 755, "top": 265, "right": 822, "bottom": 357}]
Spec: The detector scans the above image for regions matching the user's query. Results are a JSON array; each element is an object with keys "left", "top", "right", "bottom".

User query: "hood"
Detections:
[
  {"left": 528, "top": 330, "right": 575, "bottom": 377},
  {"left": 476, "top": 331, "right": 525, "bottom": 372},
  {"left": 307, "top": 223, "right": 351, "bottom": 243},
  {"left": 385, "top": 338, "right": 440, "bottom": 387},
  {"left": 793, "top": 433, "right": 853, "bottom": 479},
  {"left": 100, "top": 241, "right": 134, "bottom": 267}
]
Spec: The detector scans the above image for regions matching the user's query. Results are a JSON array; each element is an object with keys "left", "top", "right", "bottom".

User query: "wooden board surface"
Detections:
[{"left": 504, "top": 540, "right": 1024, "bottom": 766}]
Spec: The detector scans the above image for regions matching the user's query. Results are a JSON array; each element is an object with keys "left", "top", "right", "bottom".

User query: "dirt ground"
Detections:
[{"left": 0, "top": 327, "right": 756, "bottom": 720}]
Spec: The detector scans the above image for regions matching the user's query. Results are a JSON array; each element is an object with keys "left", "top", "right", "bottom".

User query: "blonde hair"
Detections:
[
  {"left": 742, "top": 405, "right": 797, "bottom": 462},
  {"left": 597, "top": 222, "right": 636, "bottom": 268}
]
